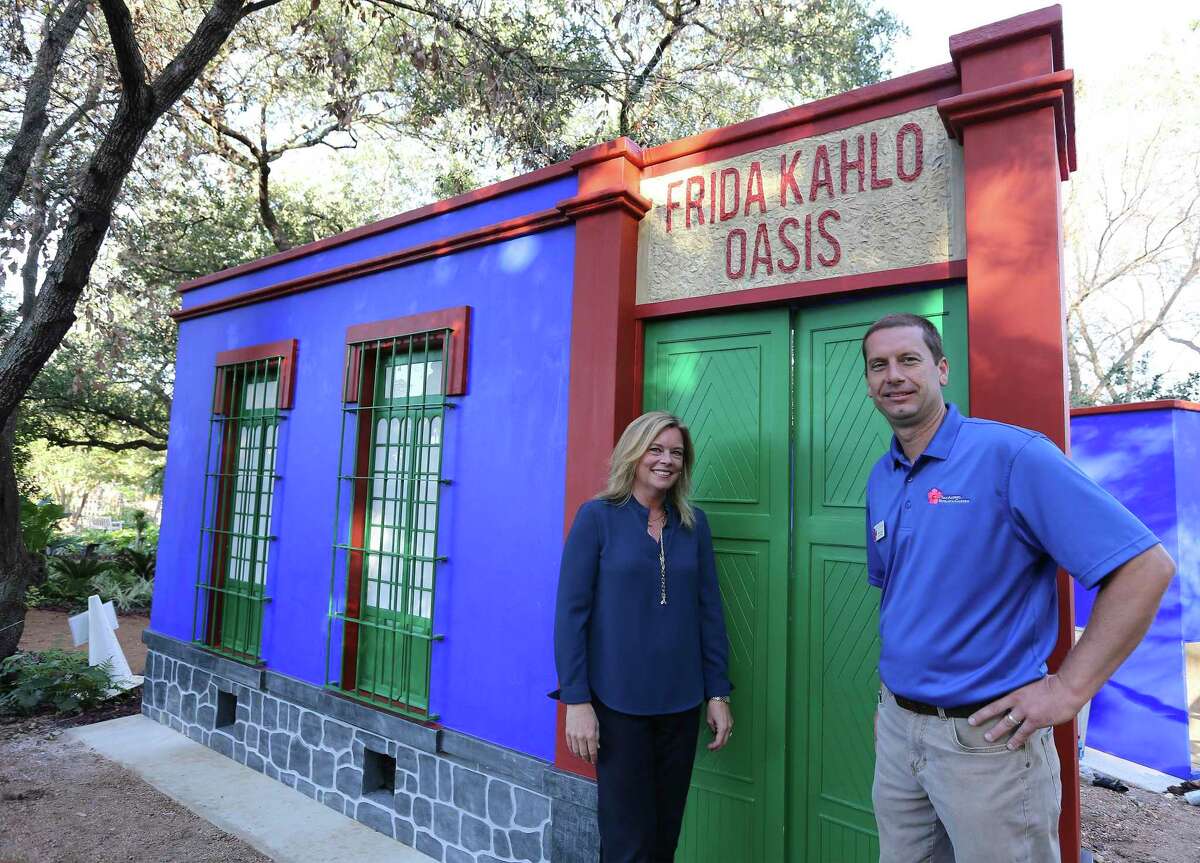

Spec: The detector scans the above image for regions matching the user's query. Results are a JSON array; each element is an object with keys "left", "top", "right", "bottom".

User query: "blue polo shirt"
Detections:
[{"left": 865, "top": 404, "right": 1159, "bottom": 707}]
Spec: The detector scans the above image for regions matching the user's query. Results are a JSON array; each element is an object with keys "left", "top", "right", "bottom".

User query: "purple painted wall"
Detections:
[
  {"left": 179, "top": 180, "right": 574, "bottom": 311},
  {"left": 1072, "top": 407, "right": 1195, "bottom": 778},
  {"left": 153, "top": 176, "right": 577, "bottom": 762},
  {"left": 1176, "top": 410, "right": 1200, "bottom": 644}
]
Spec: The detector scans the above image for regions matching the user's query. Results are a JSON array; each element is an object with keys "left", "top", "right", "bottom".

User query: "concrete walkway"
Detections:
[{"left": 69, "top": 715, "right": 434, "bottom": 863}]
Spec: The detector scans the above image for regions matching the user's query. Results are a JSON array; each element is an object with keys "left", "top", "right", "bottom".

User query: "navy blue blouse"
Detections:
[{"left": 553, "top": 496, "right": 731, "bottom": 715}]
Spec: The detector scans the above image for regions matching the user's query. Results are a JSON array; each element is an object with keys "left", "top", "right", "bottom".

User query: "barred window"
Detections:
[
  {"left": 194, "top": 340, "right": 296, "bottom": 663},
  {"left": 327, "top": 307, "right": 469, "bottom": 720}
]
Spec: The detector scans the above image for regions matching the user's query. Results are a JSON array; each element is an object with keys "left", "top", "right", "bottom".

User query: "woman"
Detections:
[{"left": 554, "top": 411, "right": 733, "bottom": 863}]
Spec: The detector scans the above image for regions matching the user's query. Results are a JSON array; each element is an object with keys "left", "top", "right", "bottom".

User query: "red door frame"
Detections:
[{"left": 555, "top": 6, "right": 1081, "bottom": 860}]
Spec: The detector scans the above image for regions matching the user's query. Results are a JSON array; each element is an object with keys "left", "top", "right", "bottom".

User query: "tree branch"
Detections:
[
  {"left": 97, "top": 0, "right": 150, "bottom": 105},
  {"left": 0, "top": 0, "right": 89, "bottom": 222},
  {"left": 45, "top": 434, "right": 167, "bottom": 452}
]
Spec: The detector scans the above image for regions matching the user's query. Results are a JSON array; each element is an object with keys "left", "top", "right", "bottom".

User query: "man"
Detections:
[{"left": 862, "top": 313, "right": 1175, "bottom": 862}]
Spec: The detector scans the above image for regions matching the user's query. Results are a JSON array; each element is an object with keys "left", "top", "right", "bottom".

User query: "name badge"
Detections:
[{"left": 872, "top": 520, "right": 886, "bottom": 542}]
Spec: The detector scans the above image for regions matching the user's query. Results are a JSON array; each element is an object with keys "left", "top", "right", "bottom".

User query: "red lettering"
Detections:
[
  {"left": 719, "top": 168, "right": 741, "bottom": 221},
  {"left": 685, "top": 175, "right": 705, "bottom": 229},
  {"left": 805, "top": 214, "right": 813, "bottom": 270},
  {"left": 870, "top": 133, "right": 893, "bottom": 190},
  {"left": 840, "top": 135, "right": 865, "bottom": 194},
  {"left": 750, "top": 222, "right": 773, "bottom": 276},
  {"left": 744, "top": 161, "right": 767, "bottom": 216},
  {"left": 725, "top": 229, "right": 747, "bottom": 279},
  {"left": 809, "top": 144, "right": 835, "bottom": 200},
  {"left": 665, "top": 180, "right": 683, "bottom": 232},
  {"left": 780, "top": 151, "right": 803, "bottom": 207},
  {"left": 817, "top": 209, "right": 841, "bottom": 267},
  {"left": 896, "top": 123, "right": 923, "bottom": 183},
  {"left": 777, "top": 218, "right": 801, "bottom": 273},
  {"left": 709, "top": 171, "right": 717, "bottom": 223}
]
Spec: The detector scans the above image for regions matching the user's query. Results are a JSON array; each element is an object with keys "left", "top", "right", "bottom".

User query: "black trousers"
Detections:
[{"left": 593, "top": 698, "right": 701, "bottom": 863}]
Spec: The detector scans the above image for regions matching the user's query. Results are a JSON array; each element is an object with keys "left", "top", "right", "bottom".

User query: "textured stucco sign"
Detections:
[{"left": 636, "top": 106, "right": 965, "bottom": 304}]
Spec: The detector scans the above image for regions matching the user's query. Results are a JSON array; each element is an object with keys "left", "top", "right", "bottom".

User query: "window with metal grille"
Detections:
[
  {"left": 327, "top": 307, "right": 470, "bottom": 721},
  {"left": 193, "top": 340, "right": 296, "bottom": 663}
]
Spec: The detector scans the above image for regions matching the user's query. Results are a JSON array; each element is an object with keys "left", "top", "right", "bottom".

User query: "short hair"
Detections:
[
  {"left": 597, "top": 411, "right": 696, "bottom": 529},
  {"left": 861, "top": 313, "right": 945, "bottom": 366}
]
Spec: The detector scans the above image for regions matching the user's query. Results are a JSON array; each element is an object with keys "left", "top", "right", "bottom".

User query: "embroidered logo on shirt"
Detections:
[
  {"left": 872, "top": 520, "right": 886, "bottom": 542},
  {"left": 928, "top": 487, "right": 971, "bottom": 505}
]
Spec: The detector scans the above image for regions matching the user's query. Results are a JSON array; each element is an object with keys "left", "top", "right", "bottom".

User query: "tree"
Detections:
[
  {"left": 363, "top": 0, "right": 902, "bottom": 166},
  {"left": 0, "top": 0, "right": 288, "bottom": 660},
  {"left": 1066, "top": 38, "right": 1200, "bottom": 406},
  {"left": 1, "top": 0, "right": 903, "bottom": 659}
]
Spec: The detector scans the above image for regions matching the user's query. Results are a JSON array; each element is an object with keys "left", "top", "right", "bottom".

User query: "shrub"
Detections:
[
  {"left": 91, "top": 571, "right": 154, "bottom": 612},
  {"left": 27, "top": 556, "right": 114, "bottom": 611},
  {"left": 0, "top": 650, "right": 113, "bottom": 716},
  {"left": 116, "top": 547, "right": 155, "bottom": 581},
  {"left": 19, "top": 498, "right": 66, "bottom": 554}
]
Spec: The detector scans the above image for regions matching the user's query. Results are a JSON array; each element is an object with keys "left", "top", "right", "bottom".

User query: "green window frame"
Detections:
[
  {"left": 327, "top": 307, "right": 469, "bottom": 721},
  {"left": 193, "top": 340, "right": 296, "bottom": 663}
]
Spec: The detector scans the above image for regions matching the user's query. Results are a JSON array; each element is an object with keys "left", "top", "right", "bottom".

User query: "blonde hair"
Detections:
[{"left": 597, "top": 411, "right": 697, "bottom": 529}]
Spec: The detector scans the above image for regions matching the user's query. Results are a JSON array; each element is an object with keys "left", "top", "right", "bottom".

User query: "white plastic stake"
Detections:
[{"left": 67, "top": 595, "right": 137, "bottom": 690}]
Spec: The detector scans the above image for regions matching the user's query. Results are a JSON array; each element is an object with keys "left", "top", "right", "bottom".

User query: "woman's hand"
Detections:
[
  {"left": 565, "top": 702, "right": 600, "bottom": 764},
  {"left": 706, "top": 700, "right": 733, "bottom": 751}
]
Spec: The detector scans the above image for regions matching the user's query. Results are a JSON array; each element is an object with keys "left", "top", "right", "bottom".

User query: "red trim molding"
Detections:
[
  {"left": 174, "top": 211, "right": 567, "bottom": 323},
  {"left": 949, "top": 5, "right": 1065, "bottom": 77},
  {"left": 343, "top": 306, "right": 471, "bottom": 398},
  {"left": 213, "top": 338, "right": 298, "bottom": 411},
  {"left": 173, "top": 184, "right": 657, "bottom": 324},
  {"left": 1071, "top": 399, "right": 1200, "bottom": 417},
  {"left": 554, "top": 140, "right": 647, "bottom": 780},
  {"left": 641, "top": 64, "right": 960, "bottom": 177},
  {"left": 179, "top": 161, "right": 575, "bottom": 293},
  {"left": 634, "top": 261, "right": 967, "bottom": 319},
  {"left": 938, "top": 69, "right": 1075, "bottom": 180},
  {"left": 557, "top": 188, "right": 652, "bottom": 220},
  {"left": 949, "top": 6, "right": 1080, "bottom": 860}
]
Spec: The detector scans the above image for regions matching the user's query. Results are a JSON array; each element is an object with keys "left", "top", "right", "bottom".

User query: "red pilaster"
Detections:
[
  {"left": 555, "top": 139, "right": 650, "bottom": 776},
  {"left": 940, "top": 6, "right": 1080, "bottom": 860}
]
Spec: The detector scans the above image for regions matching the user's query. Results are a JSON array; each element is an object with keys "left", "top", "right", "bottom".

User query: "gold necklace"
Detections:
[{"left": 651, "top": 511, "right": 668, "bottom": 606}]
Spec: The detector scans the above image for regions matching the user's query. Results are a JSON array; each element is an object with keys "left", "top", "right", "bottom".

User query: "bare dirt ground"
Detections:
[
  {"left": 2, "top": 611, "right": 267, "bottom": 862},
  {"left": 17, "top": 608, "right": 148, "bottom": 674},
  {"left": 0, "top": 697, "right": 270, "bottom": 863},
  {"left": 4, "top": 610, "right": 1199, "bottom": 861},
  {"left": 1081, "top": 779, "right": 1200, "bottom": 862}
]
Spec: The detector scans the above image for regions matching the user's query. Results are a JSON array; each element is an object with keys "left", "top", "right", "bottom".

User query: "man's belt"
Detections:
[{"left": 892, "top": 693, "right": 993, "bottom": 719}]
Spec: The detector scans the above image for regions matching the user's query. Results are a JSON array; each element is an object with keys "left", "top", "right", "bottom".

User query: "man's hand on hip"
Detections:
[{"left": 967, "top": 674, "right": 1087, "bottom": 750}]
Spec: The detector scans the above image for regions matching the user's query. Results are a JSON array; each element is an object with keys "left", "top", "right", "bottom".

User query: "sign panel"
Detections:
[{"left": 636, "top": 106, "right": 965, "bottom": 304}]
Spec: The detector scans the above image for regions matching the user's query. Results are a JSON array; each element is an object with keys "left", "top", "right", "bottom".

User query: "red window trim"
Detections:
[
  {"left": 343, "top": 306, "right": 470, "bottom": 401},
  {"left": 212, "top": 338, "right": 298, "bottom": 414},
  {"left": 338, "top": 307, "right": 468, "bottom": 713},
  {"left": 203, "top": 339, "right": 295, "bottom": 659}
]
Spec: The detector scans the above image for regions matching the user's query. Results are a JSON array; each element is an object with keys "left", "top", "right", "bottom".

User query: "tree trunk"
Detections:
[{"left": 0, "top": 413, "right": 46, "bottom": 659}]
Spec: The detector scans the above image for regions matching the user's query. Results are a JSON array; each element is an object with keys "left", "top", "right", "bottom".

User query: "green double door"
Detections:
[{"left": 643, "top": 286, "right": 968, "bottom": 863}]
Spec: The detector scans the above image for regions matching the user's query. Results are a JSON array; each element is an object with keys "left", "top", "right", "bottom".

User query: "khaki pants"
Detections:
[{"left": 873, "top": 685, "right": 1061, "bottom": 863}]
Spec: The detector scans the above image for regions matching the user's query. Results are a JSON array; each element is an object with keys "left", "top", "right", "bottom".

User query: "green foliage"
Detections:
[
  {"left": 19, "top": 497, "right": 66, "bottom": 554},
  {"left": 115, "top": 547, "right": 155, "bottom": 582},
  {"left": 0, "top": 650, "right": 113, "bottom": 716},
  {"left": 90, "top": 571, "right": 154, "bottom": 613},
  {"left": 27, "top": 549, "right": 154, "bottom": 611},
  {"left": 28, "top": 556, "right": 113, "bottom": 610},
  {"left": 1072, "top": 357, "right": 1200, "bottom": 407},
  {"left": 79, "top": 524, "right": 160, "bottom": 555}
]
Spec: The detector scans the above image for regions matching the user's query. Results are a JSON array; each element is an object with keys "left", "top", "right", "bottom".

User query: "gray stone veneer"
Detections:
[{"left": 141, "top": 631, "right": 599, "bottom": 862}]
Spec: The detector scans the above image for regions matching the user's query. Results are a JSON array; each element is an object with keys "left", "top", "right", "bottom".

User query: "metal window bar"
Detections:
[
  {"left": 191, "top": 357, "right": 282, "bottom": 664},
  {"left": 326, "top": 328, "right": 450, "bottom": 721}
]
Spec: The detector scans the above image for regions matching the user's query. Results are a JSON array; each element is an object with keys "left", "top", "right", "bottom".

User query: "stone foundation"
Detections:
[{"left": 141, "top": 631, "right": 598, "bottom": 862}]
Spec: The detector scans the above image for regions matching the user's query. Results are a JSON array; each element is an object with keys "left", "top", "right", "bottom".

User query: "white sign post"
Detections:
[{"left": 69, "top": 594, "right": 140, "bottom": 692}]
